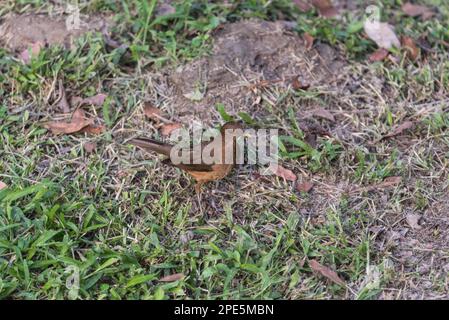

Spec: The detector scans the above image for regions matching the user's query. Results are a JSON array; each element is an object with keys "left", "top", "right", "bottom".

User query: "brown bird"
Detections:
[{"left": 130, "top": 122, "right": 244, "bottom": 193}]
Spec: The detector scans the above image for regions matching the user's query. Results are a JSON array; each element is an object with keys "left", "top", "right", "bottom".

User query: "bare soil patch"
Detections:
[{"left": 166, "top": 20, "right": 347, "bottom": 124}]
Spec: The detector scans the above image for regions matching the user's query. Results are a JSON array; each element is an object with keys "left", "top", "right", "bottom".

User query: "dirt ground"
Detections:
[{"left": 1, "top": 5, "right": 448, "bottom": 299}]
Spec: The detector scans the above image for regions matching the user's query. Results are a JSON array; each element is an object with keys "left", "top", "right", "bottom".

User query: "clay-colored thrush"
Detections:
[{"left": 130, "top": 122, "right": 243, "bottom": 192}]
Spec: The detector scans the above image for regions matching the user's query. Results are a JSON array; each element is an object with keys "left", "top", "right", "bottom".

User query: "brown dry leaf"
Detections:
[
  {"left": 382, "top": 121, "right": 414, "bottom": 139},
  {"left": 160, "top": 123, "right": 182, "bottom": 136},
  {"left": 20, "top": 41, "right": 43, "bottom": 64},
  {"left": 293, "top": 0, "right": 313, "bottom": 12},
  {"left": 56, "top": 80, "right": 71, "bottom": 113},
  {"left": 82, "top": 94, "right": 107, "bottom": 106},
  {"left": 81, "top": 124, "right": 106, "bottom": 135},
  {"left": 71, "top": 94, "right": 107, "bottom": 107},
  {"left": 379, "top": 176, "right": 402, "bottom": 188},
  {"left": 369, "top": 48, "right": 390, "bottom": 62},
  {"left": 143, "top": 102, "right": 162, "bottom": 121},
  {"left": 83, "top": 142, "right": 97, "bottom": 153},
  {"left": 296, "top": 181, "right": 314, "bottom": 193},
  {"left": 292, "top": 77, "right": 310, "bottom": 90},
  {"left": 272, "top": 164, "right": 297, "bottom": 182},
  {"left": 364, "top": 20, "right": 400, "bottom": 49},
  {"left": 402, "top": 2, "right": 435, "bottom": 20},
  {"left": 402, "top": 36, "right": 419, "bottom": 61},
  {"left": 0, "top": 181, "right": 7, "bottom": 190},
  {"left": 303, "top": 32, "right": 315, "bottom": 50},
  {"left": 309, "top": 259, "right": 346, "bottom": 286},
  {"left": 309, "top": 108, "right": 335, "bottom": 122},
  {"left": 311, "top": 0, "right": 338, "bottom": 18},
  {"left": 406, "top": 213, "right": 422, "bottom": 230},
  {"left": 44, "top": 109, "right": 93, "bottom": 134},
  {"left": 159, "top": 273, "right": 185, "bottom": 282}
]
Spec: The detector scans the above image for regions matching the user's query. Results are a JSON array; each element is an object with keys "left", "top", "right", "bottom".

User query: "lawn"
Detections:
[{"left": 0, "top": 0, "right": 448, "bottom": 299}]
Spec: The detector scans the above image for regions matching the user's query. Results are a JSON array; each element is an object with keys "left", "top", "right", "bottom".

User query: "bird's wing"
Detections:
[{"left": 162, "top": 158, "right": 214, "bottom": 172}]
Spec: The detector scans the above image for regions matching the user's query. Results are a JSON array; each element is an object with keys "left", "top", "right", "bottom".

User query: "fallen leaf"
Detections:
[
  {"left": 296, "top": 181, "right": 314, "bottom": 193},
  {"left": 272, "top": 164, "right": 297, "bottom": 182},
  {"left": 159, "top": 273, "right": 185, "bottom": 282},
  {"left": 311, "top": 0, "right": 338, "bottom": 18},
  {"left": 160, "top": 123, "right": 182, "bottom": 136},
  {"left": 364, "top": 20, "right": 400, "bottom": 49},
  {"left": 401, "top": 36, "right": 419, "bottom": 61},
  {"left": 0, "top": 181, "right": 7, "bottom": 190},
  {"left": 382, "top": 121, "right": 414, "bottom": 139},
  {"left": 83, "top": 142, "right": 97, "bottom": 153},
  {"left": 308, "top": 108, "right": 335, "bottom": 122},
  {"left": 56, "top": 80, "right": 71, "bottom": 113},
  {"left": 379, "top": 176, "right": 402, "bottom": 188},
  {"left": 293, "top": 0, "right": 313, "bottom": 12},
  {"left": 143, "top": 102, "right": 161, "bottom": 121},
  {"left": 20, "top": 42, "right": 43, "bottom": 64},
  {"left": 369, "top": 48, "right": 390, "bottom": 62},
  {"left": 402, "top": 2, "right": 435, "bottom": 20},
  {"left": 406, "top": 213, "right": 422, "bottom": 230},
  {"left": 292, "top": 77, "right": 310, "bottom": 90},
  {"left": 309, "top": 259, "right": 346, "bottom": 286},
  {"left": 303, "top": 32, "right": 315, "bottom": 50},
  {"left": 81, "top": 124, "right": 106, "bottom": 135},
  {"left": 44, "top": 109, "right": 93, "bottom": 134},
  {"left": 82, "top": 94, "right": 107, "bottom": 106}
]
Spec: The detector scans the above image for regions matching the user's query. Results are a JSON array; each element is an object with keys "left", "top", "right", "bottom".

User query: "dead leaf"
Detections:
[
  {"left": 406, "top": 213, "right": 422, "bottom": 230},
  {"left": 143, "top": 102, "right": 161, "bottom": 121},
  {"left": 311, "top": 0, "right": 338, "bottom": 18},
  {"left": 292, "top": 77, "right": 310, "bottom": 90},
  {"left": 272, "top": 164, "right": 297, "bottom": 182},
  {"left": 369, "top": 48, "right": 390, "bottom": 62},
  {"left": 402, "top": 36, "right": 419, "bottom": 61},
  {"left": 309, "top": 259, "right": 346, "bottom": 286},
  {"left": 308, "top": 108, "right": 335, "bottom": 122},
  {"left": 364, "top": 20, "right": 400, "bottom": 49},
  {"left": 56, "top": 80, "right": 71, "bottom": 113},
  {"left": 296, "top": 181, "right": 314, "bottom": 193},
  {"left": 293, "top": 0, "right": 313, "bottom": 12},
  {"left": 0, "top": 181, "right": 7, "bottom": 190},
  {"left": 159, "top": 273, "right": 185, "bottom": 282},
  {"left": 82, "top": 94, "right": 107, "bottom": 106},
  {"left": 44, "top": 109, "right": 93, "bottom": 134},
  {"left": 160, "top": 123, "right": 182, "bottom": 136},
  {"left": 81, "top": 124, "right": 106, "bottom": 135},
  {"left": 379, "top": 176, "right": 402, "bottom": 188},
  {"left": 20, "top": 41, "right": 43, "bottom": 64},
  {"left": 303, "top": 32, "right": 315, "bottom": 50},
  {"left": 382, "top": 121, "right": 414, "bottom": 139},
  {"left": 83, "top": 142, "right": 97, "bottom": 153},
  {"left": 402, "top": 2, "right": 435, "bottom": 20}
]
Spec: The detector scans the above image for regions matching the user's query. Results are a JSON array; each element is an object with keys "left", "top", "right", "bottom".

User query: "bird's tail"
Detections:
[{"left": 129, "top": 138, "right": 172, "bottom": 157}]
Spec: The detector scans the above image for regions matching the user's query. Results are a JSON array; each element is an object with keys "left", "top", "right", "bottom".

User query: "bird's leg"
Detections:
[
  {"left": 194, "top": 181, "right": 204, "bottom": 195},
  {"left": 195, "top": 181, "right": 204, "bottom": 215}
]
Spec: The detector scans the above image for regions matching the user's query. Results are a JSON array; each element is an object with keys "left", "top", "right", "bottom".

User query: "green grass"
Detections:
[{"left": 1, "top": 0, "right": 449, "bottom": 300}]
